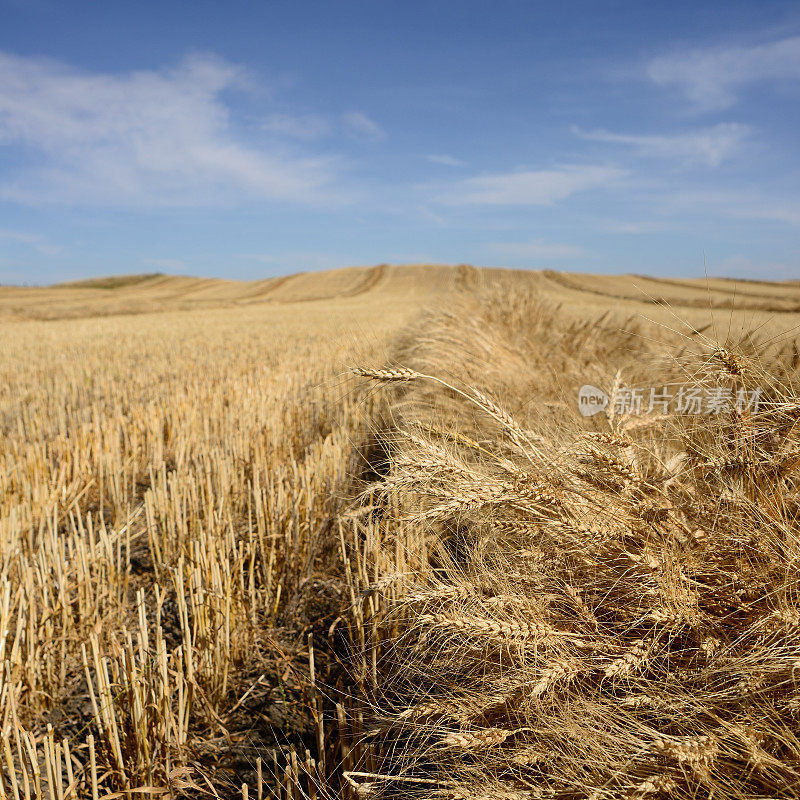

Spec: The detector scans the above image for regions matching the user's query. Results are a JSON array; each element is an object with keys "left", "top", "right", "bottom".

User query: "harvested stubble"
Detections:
[{"left": 0, "top": 297, "right": 414, "bottom": 799}]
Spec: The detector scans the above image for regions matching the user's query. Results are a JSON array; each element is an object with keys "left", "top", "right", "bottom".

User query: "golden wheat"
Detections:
[{"left": 4, "top": 265, "right": 800, "bottom": 799}]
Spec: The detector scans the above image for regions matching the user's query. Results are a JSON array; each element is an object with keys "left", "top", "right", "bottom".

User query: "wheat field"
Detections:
[{"left": 2, "top": 264, "right": 800, "bottom": 799}]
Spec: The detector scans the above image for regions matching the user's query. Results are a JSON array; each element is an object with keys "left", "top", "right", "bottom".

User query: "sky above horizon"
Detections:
[{"left": 1, "top": 0, "right": 799, "bottom": 284}]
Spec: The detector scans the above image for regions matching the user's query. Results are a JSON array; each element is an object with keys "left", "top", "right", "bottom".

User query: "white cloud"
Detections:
[
  {"left": 737, "top": 203, "right": 800, "bottom": 227},
  {"left": 0, "top": 51, "right": 345, "bottom": 206},
  {"left": 439, "top": 164, "right": 626, "bottom": 205},
  {"left": 427, "top": 154, "right": 465, "bottom": 167},
  {"left": 0, "top": 227, "right": 61, "bottom": 255},
  {"left": 486, "top": 238, "right": 586, "bottom": 260},
  {"left": 575, "top": 123, "right": 750, "bottom": 167},
  {"left": 663, "top": 190, "right": 800, "bottom": 227},
  {"left": 263, "top": 110, "right": 385, "bottom": 143},
  {"left": 648, "top": 36, "right": 800, "bottom": 111},
  {"left": 261, "top": 113, "right": 332, "bottom": 141},
  {"left": 342, "top": 111, "right": 385, "bottom": 141},
  {"left": 600, "top": 220, "right": 669, "bottom": 234},
  {"left": 0, "top": 228, "right": 41, "bottom": 244}
]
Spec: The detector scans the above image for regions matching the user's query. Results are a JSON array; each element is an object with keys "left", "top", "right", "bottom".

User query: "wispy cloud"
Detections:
[
  {"left": 647, "top": 35, "right": 800, "bottom": 111},
  {"left": 663, "top": 190, "right": 800, "bottom": 227},
  {"left": 486, "top": 238, "right": 586, "bottom": 260},
  {"left": 0, "top": 228, "right": 42, "bottom": 244},
  {"left": 438, "top": 164, "right": 626, "bottom": 205},
  {"left": 261, "top": 113, "right": 332, "bottom": 141},
  {"left": 342, "top": 111, "right": 385, "bottom": 141},
  {"left": 262, "top": 110, "right": 385, "bottom": 143},
  {"left": 0, "top": 51, "right": 347, "bottom": 206},
  {"left": 427, "top": 154, "right": 465, "bottom": 167},
  {"left": 600, "top": 220, "right": 669, "bottom": 234},
  {"left": 0, "top": 227, "right": 62, "bottom": 255},
  {"left": 575, "top": 123, "right": 750, "bottom": 167}
]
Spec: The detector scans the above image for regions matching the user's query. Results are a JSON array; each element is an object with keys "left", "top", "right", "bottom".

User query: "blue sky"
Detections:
[{"left": 0, "top": 0, "right": 799, "bottom": 283}]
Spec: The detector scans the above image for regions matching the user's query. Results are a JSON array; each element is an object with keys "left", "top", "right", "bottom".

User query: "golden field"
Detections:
[{"left": 2, "top": 264, "right": 800, "bottom": 799}]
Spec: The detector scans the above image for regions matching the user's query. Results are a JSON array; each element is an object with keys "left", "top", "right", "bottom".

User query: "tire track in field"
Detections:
[
  {"left": 246, "top": 273, "right": 298, "bottom": 299},
  {"left": 337, "top": 263, "right": 388, "bottom": 297},
  {"left": 542, "top": 270, "right": 800, "bottom": 313}
]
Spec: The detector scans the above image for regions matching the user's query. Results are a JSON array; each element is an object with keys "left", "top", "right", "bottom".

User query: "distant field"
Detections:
[
  {"left": 1, "top": 263, "right": 456, "bottom": 320},
  {"left": 2, "top": 264, "right": 800, "bottom": 799},
  {"left": 4, "top": 263, "right": 800, "bottom": 325}
]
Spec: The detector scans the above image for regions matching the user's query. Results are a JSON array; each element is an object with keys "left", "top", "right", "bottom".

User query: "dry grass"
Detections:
[
  {"left": 2, "top": 265, "right": 800, "bottom": 799},
  {"left": 0, "top": 277, "right": 439, "bottom": 799}
]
